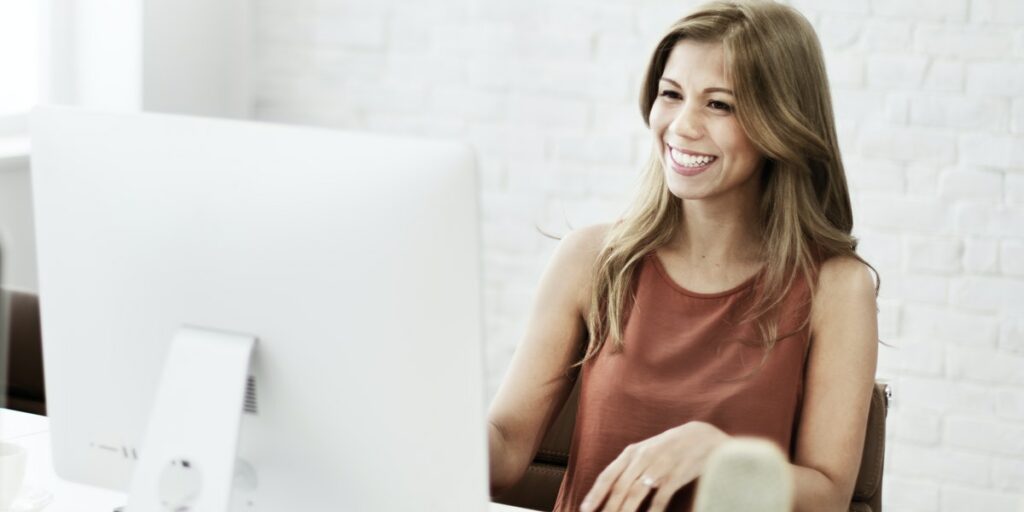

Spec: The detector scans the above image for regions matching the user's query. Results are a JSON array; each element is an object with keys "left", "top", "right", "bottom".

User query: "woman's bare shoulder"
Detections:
[
  {"left": 550, "top": 222, "right": 614, "bottom": 313},
  {"left": 558, "top": 222, "right": 613, "bottom": 259},
  {"left": 813, "top": 256, "right": 876, "bottom": 296},
  {"left": 810, "top": 255, "right": 877, "bottom": 337}
]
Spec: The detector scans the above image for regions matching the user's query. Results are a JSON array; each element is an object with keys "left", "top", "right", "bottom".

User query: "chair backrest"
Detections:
[
  {"left": 2, "top": 289, "right": 46, "bottom": 415},
  {"left": 494, "top": 380, "right": 890, "bottom": 512}
]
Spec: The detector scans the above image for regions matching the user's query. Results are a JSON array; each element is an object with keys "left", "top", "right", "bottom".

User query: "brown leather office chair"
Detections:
[
  {"left": 2, "top": 288, "right": 47, "bottom": 415},
  {"left": 494, "top": 380, "right": 890, "bottom": 512}
]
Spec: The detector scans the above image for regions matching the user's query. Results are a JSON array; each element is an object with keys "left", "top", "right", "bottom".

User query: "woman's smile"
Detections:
[{"left": 665, "top": 144, "right": 718, "bottom": 177}]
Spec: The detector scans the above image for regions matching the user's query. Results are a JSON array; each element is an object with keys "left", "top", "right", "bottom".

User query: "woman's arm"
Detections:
[
  {"left": 791, "top": 256, "right": 879, "bottom": 511},
  {"left": 487, "top": 224, "right": 608, "bottom": 495}
]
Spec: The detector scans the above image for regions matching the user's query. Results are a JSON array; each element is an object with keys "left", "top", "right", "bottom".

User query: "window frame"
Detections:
[{"left": 0, "top": 0, "right": 42, "bottom": 170}]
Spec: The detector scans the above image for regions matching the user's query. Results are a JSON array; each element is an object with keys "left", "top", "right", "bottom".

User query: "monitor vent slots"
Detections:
[{"left": 243, "top": 375, "right": 258, "bottom": 415}]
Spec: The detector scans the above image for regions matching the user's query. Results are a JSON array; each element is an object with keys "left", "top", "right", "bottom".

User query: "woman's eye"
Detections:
[
  {"left": 658, "top": 90, "right": 681, "bottom": 99},
  {"left": 709, "top": 100, "right": 732, "bottom": 112}
]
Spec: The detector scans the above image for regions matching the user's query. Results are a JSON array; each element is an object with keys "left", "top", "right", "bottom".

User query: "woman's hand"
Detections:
[{"left": 580, "top": 421, "right": 730, "bottom": 512}]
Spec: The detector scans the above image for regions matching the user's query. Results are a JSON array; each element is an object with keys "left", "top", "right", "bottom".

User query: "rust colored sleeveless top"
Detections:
[{"left": 552, "top": 252, "right": 813, "bottom": 512}]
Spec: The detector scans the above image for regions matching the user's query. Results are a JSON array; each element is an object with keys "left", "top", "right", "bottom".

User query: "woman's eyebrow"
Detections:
[{"left": 658, "top": 77, "right": 734, "bottom": 96}]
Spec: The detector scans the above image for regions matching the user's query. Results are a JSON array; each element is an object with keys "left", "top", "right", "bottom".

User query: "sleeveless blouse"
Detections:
[{"left": 552, "top": 252, "right": 813, "bottom": 512}]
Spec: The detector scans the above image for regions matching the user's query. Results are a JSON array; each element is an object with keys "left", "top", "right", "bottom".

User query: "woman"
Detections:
[{"left": 487, "top": 1, "right": 879, "bottom": 511}]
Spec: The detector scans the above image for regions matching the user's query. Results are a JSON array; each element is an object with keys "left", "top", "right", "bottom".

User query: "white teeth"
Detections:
[{"left": 670, "top": 148, "right": 716, "bottom": 167}]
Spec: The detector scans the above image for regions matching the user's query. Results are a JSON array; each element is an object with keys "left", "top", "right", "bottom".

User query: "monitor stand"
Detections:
[{"left": 125, "top": 327, "right": 255, "bottom": 512}]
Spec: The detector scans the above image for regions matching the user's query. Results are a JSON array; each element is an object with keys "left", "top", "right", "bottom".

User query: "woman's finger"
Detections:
[
  {"left": 614, "top": 471, "right": 661, "bottom": 512},
  {"left": 599, "top": 446, "right": 653, "bottom": 511},
  {"left": 580, "top": 447, "right": 635, "bottom": 512},
  {"left": 644, "top": 463, "right": 701, "bottom": 512}
]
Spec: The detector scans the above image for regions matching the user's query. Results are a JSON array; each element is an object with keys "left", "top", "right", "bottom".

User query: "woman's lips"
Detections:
[{"left": 666, "top": 146, "right": 717, "bottom": 177}]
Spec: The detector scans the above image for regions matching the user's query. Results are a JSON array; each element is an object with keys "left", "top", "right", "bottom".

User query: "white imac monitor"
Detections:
[{"left": 30, "top": 107, "right": 488, "bottom": 511}]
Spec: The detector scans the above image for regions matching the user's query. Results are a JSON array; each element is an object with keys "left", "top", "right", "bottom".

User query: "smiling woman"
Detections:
[
  {"left": 650, "top": 42, "right": 764, "bottom": 197},
  {"left": 487, "top": 1, "right": 880, "bottom": 512}
]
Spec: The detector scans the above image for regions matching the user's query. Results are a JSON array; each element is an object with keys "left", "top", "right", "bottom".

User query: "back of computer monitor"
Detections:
[{"left": 31, "top": 107, "right": 488, "bottom": 510}]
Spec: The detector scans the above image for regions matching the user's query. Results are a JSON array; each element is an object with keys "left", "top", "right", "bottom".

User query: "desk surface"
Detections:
[{"left": 0, "top": 408, "right": 529, "bottom": 512}]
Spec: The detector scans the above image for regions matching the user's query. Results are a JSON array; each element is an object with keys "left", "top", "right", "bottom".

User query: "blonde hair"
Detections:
[{"left": 581, "top": 0, "right": 878, "bottom": 364}]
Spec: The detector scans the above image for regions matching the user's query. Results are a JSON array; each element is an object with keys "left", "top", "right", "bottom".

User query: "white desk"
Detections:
[
  {"left": 0, "top": 408, "right": 126, "bottom": 511},
  {"left": 0, "top": 408, "right": 528, "bottom": 511}
]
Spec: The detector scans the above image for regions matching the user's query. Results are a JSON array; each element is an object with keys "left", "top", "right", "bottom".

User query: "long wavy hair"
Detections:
[{"left": 581, "top": 0, "right": 878, "bottom": 364}]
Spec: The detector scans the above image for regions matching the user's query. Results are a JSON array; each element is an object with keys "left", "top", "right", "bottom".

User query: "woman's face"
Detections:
[{"left": 649, "top": 40, "right": 765, "bottom": 203}]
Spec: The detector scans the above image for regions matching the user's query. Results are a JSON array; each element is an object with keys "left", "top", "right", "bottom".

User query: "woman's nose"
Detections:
[{"left": 668, "top": 104, "right": 702, "bottom": 139}]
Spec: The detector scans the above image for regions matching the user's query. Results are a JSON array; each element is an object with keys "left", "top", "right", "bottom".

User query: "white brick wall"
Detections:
[{"left": 251, "top": 0, "right": 1024, "bottom": 509}]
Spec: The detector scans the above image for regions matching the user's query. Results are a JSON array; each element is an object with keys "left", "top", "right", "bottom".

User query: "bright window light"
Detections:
[{"left": 0, "top": 1, "right": 39, "bottom": 117}]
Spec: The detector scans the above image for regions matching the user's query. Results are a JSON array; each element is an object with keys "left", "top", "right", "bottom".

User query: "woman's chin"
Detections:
[
  {"left": 665, "top": 185, "right": 710, "bottom": 201},
  {"left": 664, "top": 171, "right": 712, "bottom": 200}
]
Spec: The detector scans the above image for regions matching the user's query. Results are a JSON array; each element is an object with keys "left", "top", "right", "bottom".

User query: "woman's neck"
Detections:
[{"left": 668, "top": 195, "right": 763, "bottom": 270}]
